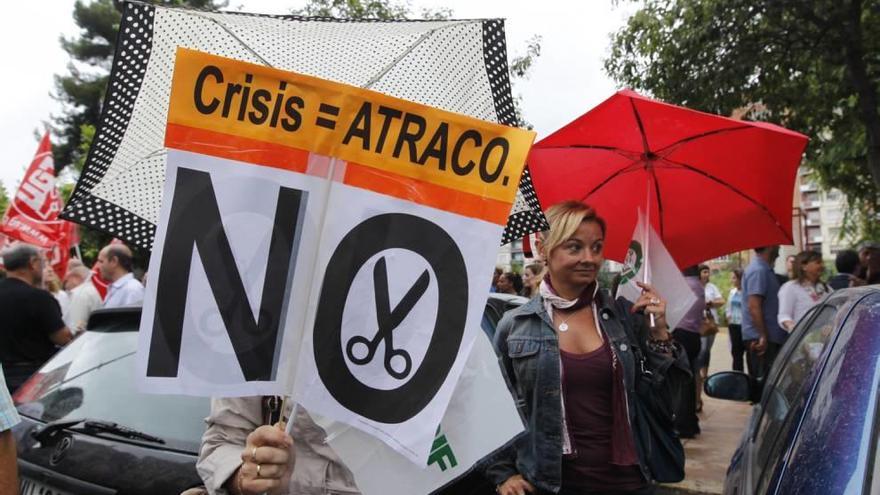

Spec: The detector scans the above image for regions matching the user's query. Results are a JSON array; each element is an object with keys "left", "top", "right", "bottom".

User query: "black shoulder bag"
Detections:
[{"left": 618, "top": 294, "right": 688, "bottom": 483}]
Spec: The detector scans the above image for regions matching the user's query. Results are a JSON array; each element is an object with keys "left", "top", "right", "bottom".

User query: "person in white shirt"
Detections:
[
  {"left": 97, "top": 244, "right": 145, "bottom": 309},
  {"left": 696, "top": 264, "right": 724, "bottom": 411},
  {"left": 725, "top": 268, "right": 745, "bottom": 372},
  {"left": 778, "top": 250, "right": 830, "bottom": 332},
  {"left": 64, "top": 266, "right": 104, "bottom": 333}
]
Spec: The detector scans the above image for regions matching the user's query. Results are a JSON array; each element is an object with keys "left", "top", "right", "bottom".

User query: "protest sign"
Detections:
[
  {"left": 137, "top": 48, "right": 534, "bottom": 463},
  {"left": 617, "top": 209, "right": 697, "bottom": 330}
]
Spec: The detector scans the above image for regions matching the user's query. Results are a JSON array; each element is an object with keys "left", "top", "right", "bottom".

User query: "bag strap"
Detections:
[{"left": 599, "top": 288, "right": 653, "bottom": 380}]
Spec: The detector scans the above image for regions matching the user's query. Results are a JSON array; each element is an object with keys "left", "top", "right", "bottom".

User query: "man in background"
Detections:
[
  {"left": 829, "top": 249, "right": 865, "bottom": 290},
  {"left": 97, "top": 244, "right": 144, "bottom": 308},
  {"left": 62, "top": 262, "right": 88, "bottom": 292},
  {"left": 65, "top": 266, "right": 103, "bottom": 333},
  {"left": 742, "top": 246, "right": 786, "bottom": 382},
  {"left": 0, "top": 244, "right": 72, "bottom": 392},
  {"left": 672, "top": 265, "right": 705, "bottom": 438}
]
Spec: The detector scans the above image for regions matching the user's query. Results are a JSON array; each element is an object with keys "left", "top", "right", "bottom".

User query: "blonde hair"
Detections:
[
  {"left": 540, "top": 200, "right": 606, "bottom": 257},
  {"left": 44, "top": 268, "right": 62, "bottom": 293}
]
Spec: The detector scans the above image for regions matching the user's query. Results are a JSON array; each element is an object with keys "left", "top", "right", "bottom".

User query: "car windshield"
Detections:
[{"left": 14, "top": 315, "right": 209, "bottom": 453}]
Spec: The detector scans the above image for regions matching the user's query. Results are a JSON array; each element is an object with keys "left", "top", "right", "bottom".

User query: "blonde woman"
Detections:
[{"left": 484, "top": 201, "right": 687, "bottom": 495}]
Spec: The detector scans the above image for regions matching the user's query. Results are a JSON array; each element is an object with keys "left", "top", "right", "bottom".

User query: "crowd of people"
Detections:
[
  {"left": 0, "top": 242, "right": 145, "bottom": 392},
  {"left": 0, "top": 241, "right": 148, "bottom": 493}
]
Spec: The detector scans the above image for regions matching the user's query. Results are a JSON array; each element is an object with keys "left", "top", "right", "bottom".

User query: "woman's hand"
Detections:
[
  {"left": 233, "top": 425, "right": 295, "bottom": 495},
  {"left": 496, "top": 474, "right": 535, "bottom": 495},
  {"left": 632, "top": 282, "right": 669, "bottom": 336}
]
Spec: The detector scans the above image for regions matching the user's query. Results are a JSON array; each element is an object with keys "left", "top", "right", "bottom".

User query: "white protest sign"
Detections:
[
  {"left": 136, "top": 149, "right": 324, "bottom": 396},
  {"left": 137, "top": 48, "right": 535, "bottom": 465},
  {"left": 293, "top": 181, "right": 505, "bottom": 462}
]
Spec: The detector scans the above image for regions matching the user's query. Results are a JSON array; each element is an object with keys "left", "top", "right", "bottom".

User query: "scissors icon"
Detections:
[{"left": 345, "top": 257, "right": 430, "bottom": 380}]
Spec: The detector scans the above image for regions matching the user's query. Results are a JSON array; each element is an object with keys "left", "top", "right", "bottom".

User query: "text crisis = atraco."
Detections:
[{"left": 191, "top": 65, "right": 512, "bottom": 186}]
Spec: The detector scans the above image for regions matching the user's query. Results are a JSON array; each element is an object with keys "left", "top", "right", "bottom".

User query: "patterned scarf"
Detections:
[{"left": 539, "top": 276, "right": 595, "bottom": 323}]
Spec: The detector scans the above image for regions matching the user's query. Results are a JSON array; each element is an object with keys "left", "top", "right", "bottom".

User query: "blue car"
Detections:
[{"left": 705, "top": 286, "right": 880, "bottom": 495}]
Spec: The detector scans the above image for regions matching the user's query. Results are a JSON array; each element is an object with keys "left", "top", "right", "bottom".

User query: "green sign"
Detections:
[{"left": 427, "top": 426, "right": 458, "bottom": 471}]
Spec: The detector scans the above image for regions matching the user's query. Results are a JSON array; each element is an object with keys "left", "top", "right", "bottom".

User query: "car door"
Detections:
[{"left": 743, "top": 302, "right": 840, "bottom": 494}]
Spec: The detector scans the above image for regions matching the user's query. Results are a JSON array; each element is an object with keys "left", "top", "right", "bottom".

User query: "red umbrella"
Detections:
[{"left": 528, "top": 90, "right": 809, "bottom": 268}]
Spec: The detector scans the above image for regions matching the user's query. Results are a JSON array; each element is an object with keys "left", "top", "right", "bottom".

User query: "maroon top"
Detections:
[{"left": 560, "top": 341, "right": 645, "bottom": 491}]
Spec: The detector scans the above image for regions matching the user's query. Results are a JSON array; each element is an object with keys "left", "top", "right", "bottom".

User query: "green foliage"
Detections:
[
  {"left": 0, "top": 181, "right": 10, "bottom": 219},
  {"left": 291, "top": 0, "right": 450, "bottom": 20},
  {"left": 52, "top": 0, "right": 227, "bottom": 170},
  {"left": 53, "top": 0, "right": 225, "bottom": 262},
  {"left": 606, "top": 0, "right": 880, "bottom": 241},
  {"left": 74, "top": 124, "right": 96, "bottom": 172},
  {"left": 709, "top": 268, "right": 732, "bottom": 326}
]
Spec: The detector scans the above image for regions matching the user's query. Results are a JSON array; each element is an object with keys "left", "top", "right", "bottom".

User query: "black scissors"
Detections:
[{"left": 345, "top": 257, "right": 430, "bottom": 380}]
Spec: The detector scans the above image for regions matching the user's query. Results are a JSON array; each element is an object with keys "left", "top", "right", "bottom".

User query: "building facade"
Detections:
[{"left": 798, "top": 168, "right": 848, "bottom": 260}]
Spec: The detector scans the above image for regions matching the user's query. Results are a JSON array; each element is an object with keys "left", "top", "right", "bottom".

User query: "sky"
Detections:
[{"left": 0, "top": 0, "right": 636, "bottom": 194}]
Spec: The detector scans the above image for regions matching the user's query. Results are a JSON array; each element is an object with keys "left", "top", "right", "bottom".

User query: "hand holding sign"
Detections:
[{"left": 346, "top": 257, "right": 430, "bottom": 380}]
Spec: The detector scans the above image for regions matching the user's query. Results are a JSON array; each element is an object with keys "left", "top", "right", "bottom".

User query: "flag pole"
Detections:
[{"left": 284, "top": 156, "right": 341, "bottom": 436}]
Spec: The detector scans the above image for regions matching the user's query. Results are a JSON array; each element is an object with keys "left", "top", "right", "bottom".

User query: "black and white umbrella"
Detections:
[{"left": 61, "top": 1, "right": 546, "bottom": 249}]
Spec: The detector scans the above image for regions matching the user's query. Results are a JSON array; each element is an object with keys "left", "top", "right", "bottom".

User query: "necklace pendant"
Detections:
[{"left": 559, "top": 322, "right": 569, "bottom": 332}]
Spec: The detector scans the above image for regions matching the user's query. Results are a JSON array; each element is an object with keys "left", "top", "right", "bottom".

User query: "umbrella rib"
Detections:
[
  {"left": 660, "top": 157, "right": 793, "bottom": 244},
  {"left": 580, "top": 159, "right": 645, "bottom": 200},
  {"left": 656, "top": 125, "right": 754, "bottom": 156},
  {"left": 191, "top": 12, "right": 276, "bottom": 68},
  {"left": 628, "top": 98, "right": 651, "bottom": 154},
  {"left": 362, "top": 21, "right": 481, "bottom": 90},
  {"left": 535, "top": 145, "right": 641, "bottom": 161},
  {"left": 648, "top": 165, "right": 665, "bottom": 238}
]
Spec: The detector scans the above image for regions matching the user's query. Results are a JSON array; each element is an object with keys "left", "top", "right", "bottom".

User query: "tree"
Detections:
[
  {"left": 291, "top": 0, "right": 451, "bottom": 22},
  {"left": 290, "top": 0, "right": 540, "bottom": 127},
  {"left": 52, "top": 0, "right": 226, "bottom": 171},
  {"left": 52, "top": 0, "right": 226, "bottom": 265},
  {"left": 605, "top": 0, "right": 880, "bottom": 240}
]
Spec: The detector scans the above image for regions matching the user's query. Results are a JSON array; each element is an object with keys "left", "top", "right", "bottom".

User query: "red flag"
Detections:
[
  {"left": 1, "top": 133, "right": 67, "bottom": 246},
  {"left": 0, "top": 133, "right": 77, "bottom": 278}
]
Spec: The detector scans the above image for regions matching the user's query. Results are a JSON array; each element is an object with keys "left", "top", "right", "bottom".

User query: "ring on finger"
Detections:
[
  {"left": 251, "top": 446, "right": 258, "bottom": 463},
  {"left": 650, "top": 297, "right": 659, "bottom": 305},
  {"left": 256, "top": 463, "right": 262, "bottom": 478}
]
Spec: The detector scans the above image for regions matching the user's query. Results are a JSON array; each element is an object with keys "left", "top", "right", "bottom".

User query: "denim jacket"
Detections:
[{"left": 483, "top": 289, "right": 686, "bottom": 494}]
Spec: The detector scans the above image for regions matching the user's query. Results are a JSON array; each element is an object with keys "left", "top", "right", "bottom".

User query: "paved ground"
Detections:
[{"left": 657, "top": 329, "right": 753, "bottom": 495}]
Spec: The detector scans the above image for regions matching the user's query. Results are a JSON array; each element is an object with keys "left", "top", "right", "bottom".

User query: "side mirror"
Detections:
[{"left": 704, "top": 371, "right": 758, "bottom": 402}]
